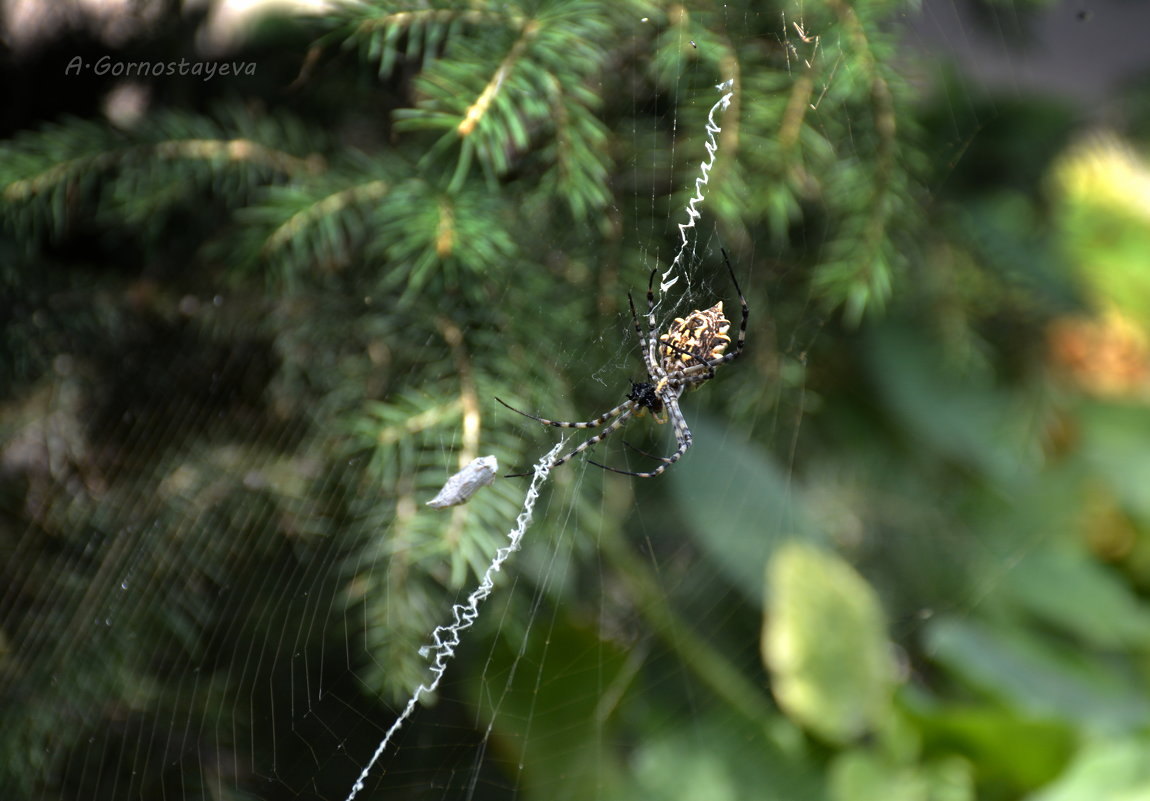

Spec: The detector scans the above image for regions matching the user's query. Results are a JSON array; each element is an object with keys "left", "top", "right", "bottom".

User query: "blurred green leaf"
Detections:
[
  {"left": 764, "top": 541, "right": 896, "bottom": 744},
  {"left": 1004, "top": 545, "right": 1150, "bottom": 651},
  {"left": 864, "top": 322, "right": 1040, "bottom": 483},
  {"left": 669, "top": 413, "right": 823, "bottom": 606},
  {"left": 830, "top": 749, "right": 975, "bottom": 801},
  {"left": 608, "top": 712, "right": 825, "bottom": 801},
  {"left": 906, "top": 697, "right": 1076, "bottom": 793},
  {"left": 1028, "top": 735, "right": 1150, "bottom": 801},
  {"left": 926, "top": 617, "right": 1150, "bottom": 733},
  {"left": 1079, "top": 401, "right": 1150, "bottom": 524}
]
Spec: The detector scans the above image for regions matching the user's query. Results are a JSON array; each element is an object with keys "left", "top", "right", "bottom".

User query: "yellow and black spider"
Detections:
[{"left": 497, "top": 250, "right": 747, "bottom": 478}]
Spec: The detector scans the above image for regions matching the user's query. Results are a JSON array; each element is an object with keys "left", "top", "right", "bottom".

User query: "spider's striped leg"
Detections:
[
  {"left": 718, "top": 247, "right": 748, "bottom": 365},
  {"left": 619, "top": 439, "right": 672, "bottom": 463},
  {"left": 548, "top": 406, "right": 637, "bottom": 470},
  {"left": 627, "top": 291, "right": 659, "bottom": 379},
  {"left": 496, "top": 397, "right": 632, "bottom": 429},
  {"left": 645, "top": 266, "right": 661, "bottom": 371},
  {"left": 506, "top": 406, "right": 638, "bottom": 477},
  {"left": 661, "top": 338, "right": 716, "bottom": 382},
  {"left": 499, "top": 399, "right": 637, "bottom": 477},
  {"left": 587, "top": 397, "right": 693, "bottom": 478}
]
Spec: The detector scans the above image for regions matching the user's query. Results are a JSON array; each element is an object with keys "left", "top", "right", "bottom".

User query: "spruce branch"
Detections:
[
  {"left": 235, "top": 168, "right": 393, "bottom": 287},
  {"left": 381, "top": 0, "right": 614, "bottom": 207},
  {"left": 457, "top": 19, "right": 539, "bottom": 138},
  {"left": 2, "top": 116, "right": 315, "bottom": 203},
  {"left": 335, "top": 1, "right": 524, "bottom": 77},
  {"left": 263, "top": 179, "right": 390, "bottom": 256},
  {"left": 819, "top": 0, "right": 900, "bottom": 323},
  {"left": 365, "top": 180, "right": 518, "bottom": 300},
  {"left": 0, "top": 109, "right": 321, "bottom": 247}
]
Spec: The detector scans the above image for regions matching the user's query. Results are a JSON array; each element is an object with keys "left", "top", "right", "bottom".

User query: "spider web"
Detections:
[
  {"left": 340, "top": 64, "right": 741, "bottom": 801},
  {"left": 5, "top": 2, "right": 1150, "bottom": 801}
]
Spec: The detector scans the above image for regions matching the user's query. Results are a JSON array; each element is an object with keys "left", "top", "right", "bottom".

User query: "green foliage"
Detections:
[{"left": 3, "top": 1, "right": 1150, "bottom": 801}]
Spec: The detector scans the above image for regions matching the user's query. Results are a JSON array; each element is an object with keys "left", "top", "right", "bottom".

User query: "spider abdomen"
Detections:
[{"left": 658, "top": 301, "right": 732, "bottom": 371}]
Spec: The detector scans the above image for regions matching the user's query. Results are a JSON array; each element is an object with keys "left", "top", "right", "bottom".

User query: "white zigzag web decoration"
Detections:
[{"left": 659, "top": 79, "right": 736, "bottom": 294}]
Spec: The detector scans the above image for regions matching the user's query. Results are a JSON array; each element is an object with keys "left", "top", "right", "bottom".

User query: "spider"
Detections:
[{"left": 497, "top": 250, "right": 747, "bottom": 478}]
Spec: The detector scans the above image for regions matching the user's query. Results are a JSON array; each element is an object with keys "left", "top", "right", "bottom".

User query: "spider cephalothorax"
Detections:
[
  {"left": 497, "top": 250, "right": 747, "bottom": 478},
  {"left": 627, "top": 380, "right": 665, "bottom": 420}
]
